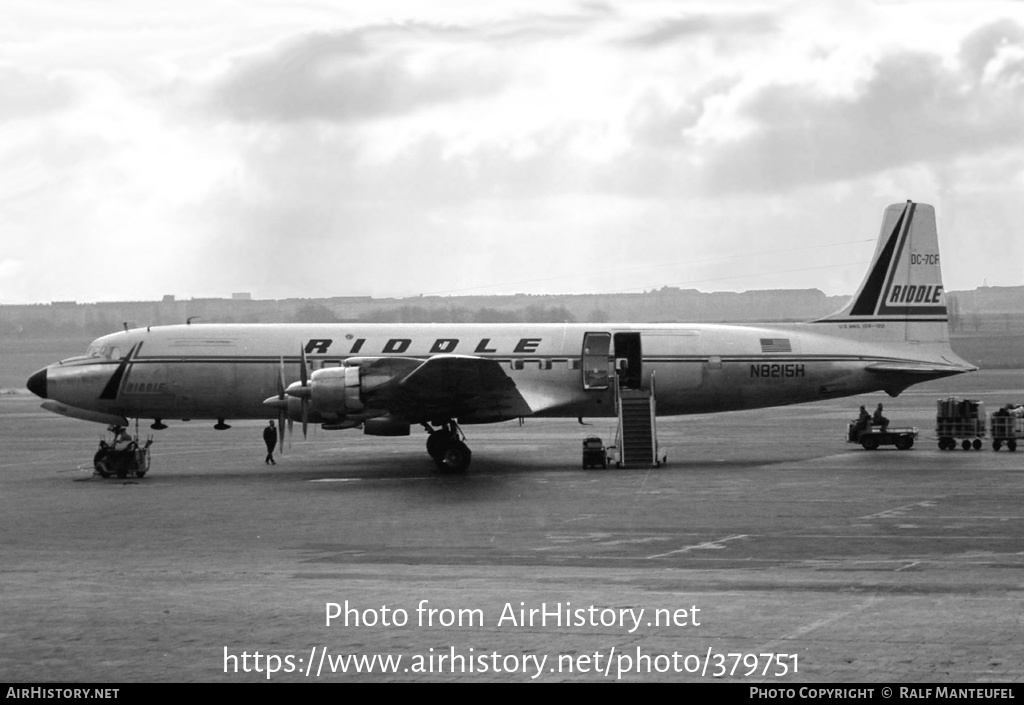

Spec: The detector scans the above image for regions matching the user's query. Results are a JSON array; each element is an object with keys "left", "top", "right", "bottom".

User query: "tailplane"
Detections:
[{"left": 817, "top": 201, "right": 949, "bottom": 342}]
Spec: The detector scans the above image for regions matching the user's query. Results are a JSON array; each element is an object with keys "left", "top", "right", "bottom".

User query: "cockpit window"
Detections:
[{"left": 86, "top": 345, "right": 114, "bottom": 360}]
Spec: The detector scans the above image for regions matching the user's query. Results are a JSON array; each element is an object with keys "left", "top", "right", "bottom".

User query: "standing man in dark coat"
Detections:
[{"left": 263, "top": 419, "right": 278, "bottom": 465}]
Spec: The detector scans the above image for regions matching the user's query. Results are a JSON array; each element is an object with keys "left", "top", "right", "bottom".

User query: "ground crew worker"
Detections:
[
  {"left": 263, "top": 420, "right": 278, "bottom": 465},
  {"left": 857, "top": 406, "right": 871, "bottom": 430},
  {"left": 873, "top": 403, "right": 889, "bottom": 431}
]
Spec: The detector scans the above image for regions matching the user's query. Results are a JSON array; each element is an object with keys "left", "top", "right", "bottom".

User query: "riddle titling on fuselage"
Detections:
[{"left": 26, "top": 201, "right": 975, "bottom": 472}]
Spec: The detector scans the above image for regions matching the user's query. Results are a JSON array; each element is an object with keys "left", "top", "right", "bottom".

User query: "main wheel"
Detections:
[
  {"left": 426, "top": 432, "right": 448, "bottom": 460},
  {"left": 436, "top": 440, "right": 471, "bottom": 473}
]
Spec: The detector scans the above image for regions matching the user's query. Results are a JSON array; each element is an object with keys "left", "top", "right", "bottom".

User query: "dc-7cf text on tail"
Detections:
[{"left": 27, "top": 202, "right": 976, "bottom": 472}]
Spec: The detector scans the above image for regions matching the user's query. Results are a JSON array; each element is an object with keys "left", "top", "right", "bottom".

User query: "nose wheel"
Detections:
[{"left": 424, "top": 421, "right": 472, "bottom": 473}]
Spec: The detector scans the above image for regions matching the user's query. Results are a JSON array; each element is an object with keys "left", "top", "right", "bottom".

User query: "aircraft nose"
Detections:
[{"left": 26, "top": 368, "right": 48, "bottom": 399}]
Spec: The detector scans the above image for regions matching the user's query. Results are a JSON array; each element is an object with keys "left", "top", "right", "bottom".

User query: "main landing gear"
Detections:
[{"left": 423, "top": 421, "right": 471, "bottom": 473}]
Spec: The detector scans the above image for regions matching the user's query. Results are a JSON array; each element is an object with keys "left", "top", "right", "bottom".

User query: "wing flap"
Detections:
[{"left": 394, "top": 355, "right": 534, "bottom": 421}]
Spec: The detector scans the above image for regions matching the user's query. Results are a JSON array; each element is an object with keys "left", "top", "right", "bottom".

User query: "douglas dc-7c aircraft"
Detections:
[{"left": 27, "top": 201, "right": 975, "bottom": 472}]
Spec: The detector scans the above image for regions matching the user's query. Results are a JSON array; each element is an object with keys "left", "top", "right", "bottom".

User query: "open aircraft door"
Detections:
[
  {"left": 581, "top": 332, "right": 612, "bottom": 390},
  {"left": 582, "top": 332, "right": 644, "bottom": 390},
  {"left": 613, "top": 332, "right": 642, "bottom": 390}
]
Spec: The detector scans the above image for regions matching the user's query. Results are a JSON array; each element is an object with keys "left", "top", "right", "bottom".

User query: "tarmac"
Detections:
[{"left": 1, "top": 369, "right": 1023, "bottom": 683}]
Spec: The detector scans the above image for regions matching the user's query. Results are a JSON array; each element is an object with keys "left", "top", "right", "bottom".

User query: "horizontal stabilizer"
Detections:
[{"left": 865, "top": 361, "right": 977, "bottom": 376}]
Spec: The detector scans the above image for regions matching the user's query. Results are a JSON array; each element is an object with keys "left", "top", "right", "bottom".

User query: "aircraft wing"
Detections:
[{"left": 390, "top": 355, "right": 536, "bottom": 422}]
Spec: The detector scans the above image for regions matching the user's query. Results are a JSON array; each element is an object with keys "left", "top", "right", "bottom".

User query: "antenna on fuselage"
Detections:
[
  {"left": 123, "top": 322, "right": 128, "bottom": 332},
  {"left": 187, "top": 316, "right": 201, "bottom": 325}
]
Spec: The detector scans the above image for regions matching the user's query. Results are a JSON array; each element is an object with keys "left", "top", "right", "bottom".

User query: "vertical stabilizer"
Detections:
[{"left": 817, "top": 201, "right": 948, "bottom": 341}]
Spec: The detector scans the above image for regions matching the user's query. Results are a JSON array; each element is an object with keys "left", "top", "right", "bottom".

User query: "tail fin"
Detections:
[{"left": 817, "top": 201, "right": 949, "bottom": 342}]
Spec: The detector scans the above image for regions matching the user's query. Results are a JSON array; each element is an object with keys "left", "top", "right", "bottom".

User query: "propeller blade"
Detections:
[
  {"left": 299, "top": 345, "right": 310, "bottom": 439},
  {"left": 277, "top": 356, "right": 287, "bottom": 454},
  {"left": 278, "top": 410, "right": 287, "bottom": 455},
  {"left": 278, "top": 356, "right": 286, "bottom": 398}
]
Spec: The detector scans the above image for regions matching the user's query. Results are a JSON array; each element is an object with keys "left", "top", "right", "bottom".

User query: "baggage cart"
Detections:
[
  {"left": 935, "top": 398, "right": 986, "bottom": 451},
  {"left": 990, "top": 404, "right": 1024, "bottom": 451}
]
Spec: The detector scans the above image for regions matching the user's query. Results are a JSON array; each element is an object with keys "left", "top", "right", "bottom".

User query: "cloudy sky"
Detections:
[{"left": 3, "top": 0, "right": 1024, "bottom": 304}]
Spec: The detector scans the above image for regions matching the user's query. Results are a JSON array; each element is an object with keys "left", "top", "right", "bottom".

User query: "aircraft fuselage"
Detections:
[{"left": 32, "top": 320, "right": 965, "bottom": 426}]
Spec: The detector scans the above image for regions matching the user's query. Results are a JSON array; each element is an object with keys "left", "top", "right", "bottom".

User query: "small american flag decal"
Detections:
[{"left": 760, "top": 338, "right": 792, "bottom": 353}]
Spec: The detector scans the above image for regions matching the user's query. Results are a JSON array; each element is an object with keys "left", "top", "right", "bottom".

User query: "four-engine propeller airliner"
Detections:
[{"left": 26, "top": 202, "right": 976, "bottom": 472}]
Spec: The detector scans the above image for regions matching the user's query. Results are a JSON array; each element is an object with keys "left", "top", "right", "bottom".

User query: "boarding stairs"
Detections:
[{"left": 614, "top": 374, "right": 660, "bottom": 468}]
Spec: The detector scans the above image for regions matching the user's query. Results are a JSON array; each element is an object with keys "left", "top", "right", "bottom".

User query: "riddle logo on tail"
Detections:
[{"left": 824, "top": 201, "right": 948, "bottom": 322}]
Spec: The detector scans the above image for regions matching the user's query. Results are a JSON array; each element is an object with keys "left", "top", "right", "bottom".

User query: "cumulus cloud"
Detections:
[
  {"left": 210, "top": 25, "right": 509, "bottom": 123},
  {"left": 695, "top": 23, "right": 1024, "bottom": 194},
  {"left": 619, "top": 11, "right": 776, "bottom": 49},
  {"left": 5, "top": 2, "right": 1024, "bottom": 302},
  {"left": 959, "top": 18, "right": 1024, "bottom": 79},
  {"left": 0, "top": 67, "right": 76, "bottom": 121}
]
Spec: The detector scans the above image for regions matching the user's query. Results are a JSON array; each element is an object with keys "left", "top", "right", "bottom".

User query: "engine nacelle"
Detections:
[
  {"left": 345, "top": 356, "right": 421, "bottom": 393},
  {"left": 309, "top": 366, "right": 364, "bottom": 414},
  {"left": 302, "top": 357, "right": 420, "bottom": 420}
]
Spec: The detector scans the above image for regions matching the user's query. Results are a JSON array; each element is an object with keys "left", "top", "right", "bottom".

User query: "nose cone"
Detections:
[{"left": 26, "top": 368, "right": 48, "bottom": 399}]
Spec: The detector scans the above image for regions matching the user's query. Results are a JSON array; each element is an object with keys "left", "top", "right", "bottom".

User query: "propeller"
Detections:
[
  {"left": 270, "top": 345, "right": 312, "bottom": 441},
  {"left": 281, "top": 345, "right": 311, "bottom": 439},
  {"left": 262, "top": 356, "right": 291, "bottom": 452}
]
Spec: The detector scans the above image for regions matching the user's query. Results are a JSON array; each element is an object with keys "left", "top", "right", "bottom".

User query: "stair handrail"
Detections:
[
  {"left": 649, "top": 368, "right": 658, "bottom": 465},
  {"left": 614, "top": 371, "right": 623, "bottom": 461}
]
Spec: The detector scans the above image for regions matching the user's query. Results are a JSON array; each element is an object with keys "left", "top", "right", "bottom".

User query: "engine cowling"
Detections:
[{"left": 309, "top": 366, "right": 364, "bottom": 415}]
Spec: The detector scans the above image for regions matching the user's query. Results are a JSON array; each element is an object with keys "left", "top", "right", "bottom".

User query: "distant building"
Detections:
[{"left": 231, "top": 292, "right": 252, "bottom": 300}]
